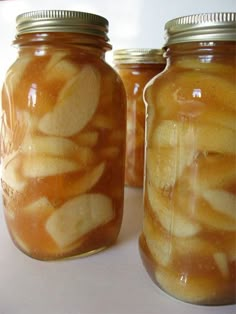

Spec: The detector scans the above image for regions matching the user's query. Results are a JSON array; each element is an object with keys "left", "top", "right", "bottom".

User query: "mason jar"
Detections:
[
  {"left": 113, "top": 49, "right": 165, "bottom": 187},
  {"left": 139, "top": 12, "right": 236, "bottom": 305},
  {"left": 0, "top": 10, "right": 126, "bottom": 260}
]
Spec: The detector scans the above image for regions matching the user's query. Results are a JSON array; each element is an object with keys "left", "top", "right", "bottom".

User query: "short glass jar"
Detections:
[
  {"left": 0, "top": 10, "right": 126, "bottom": 260},
  {"left": 139, "top": 12, "right": 236, "bottom": 305},
  {"left": 113, "top": 49, "right": 165, "bottom": 187}
]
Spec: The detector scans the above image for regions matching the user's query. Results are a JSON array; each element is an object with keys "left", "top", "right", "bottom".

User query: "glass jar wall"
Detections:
[
  {"left": 0, "top": 10, "right": 126, "bottom": 260},
  {"left": 113, "top": 49, "right": 166, "bottom": 187},
  {"left": 139, "top": 12, "right": 236, "bottom": 305}
]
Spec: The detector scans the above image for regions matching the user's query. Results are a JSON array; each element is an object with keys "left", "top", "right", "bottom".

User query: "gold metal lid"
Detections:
[
  {"left": 113, "top": 48, "right": 165, "bottom": 64},
  {"left": 16, "top": 10, "right": 110, "bottom": 42},
  {"left": 164, "top": 12, "right": 236, "bottom": 46}
]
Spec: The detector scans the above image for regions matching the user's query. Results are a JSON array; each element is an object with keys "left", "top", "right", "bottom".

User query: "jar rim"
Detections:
[
  {"left": 164, "top": 12, "right": 236, "bottom": 46},
  {"left": 16, "top": 10, "right": 110, "bottom": 44},
  {"left": 113, "top": 48, "right": 166, "bottom": 64}
]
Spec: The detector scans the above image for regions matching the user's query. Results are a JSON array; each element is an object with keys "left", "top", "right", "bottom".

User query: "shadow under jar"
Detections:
[
  {"left": 1, "top": 10, "right": 127, "bottom": 260},
  {"left": 113, "top": 49, "right": 166, "bottom": 188},
  {"left": 139, "top": 12, "right": 236, "bottom": 305}
]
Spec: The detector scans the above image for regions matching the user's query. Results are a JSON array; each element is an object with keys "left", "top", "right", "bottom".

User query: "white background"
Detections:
[{"left": 0, "top": 1, "right": 236, "bottom": 314}]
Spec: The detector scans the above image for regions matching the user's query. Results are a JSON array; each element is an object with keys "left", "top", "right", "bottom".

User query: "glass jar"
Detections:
[
  {"left": 139, "top": 12, "right": 236, "bottom": 305},
  {"left": 0, "top": 10, "right": 126, "bottom": 260},
  {"left": 113, "top": 49, "right": 166, "bottom": 187}
]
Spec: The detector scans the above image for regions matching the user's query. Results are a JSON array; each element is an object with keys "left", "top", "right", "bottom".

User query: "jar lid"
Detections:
[
  {"left": 16, "top": 10, "right": 110, "bottom": 42},
  {"left": 164, "top": 12, "right": 236, "bottom": 46},
  {"left": 113, "top": 48, "right": 165, "bottom": 64}
]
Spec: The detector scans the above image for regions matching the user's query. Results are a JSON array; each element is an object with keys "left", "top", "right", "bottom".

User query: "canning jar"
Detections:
[
  {"left": 0, "top": 10, "right": 126, "bottom": 260},
  {"left": 139, "top": 12, "right": 236, "bottom": 305},
  {"left": 113, "top": 49, "right": 165, "bottom": 187}
]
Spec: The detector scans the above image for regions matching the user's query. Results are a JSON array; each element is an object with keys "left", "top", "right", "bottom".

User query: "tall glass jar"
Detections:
[
  {"left": 113, "top": 49, "right": 165, "bottom": 187},
  {"left": 0, "top": 10, "right": 126, "bottom": 260},
  {"left": 139, "top": 12, "right": 236, "bottom": 305}
]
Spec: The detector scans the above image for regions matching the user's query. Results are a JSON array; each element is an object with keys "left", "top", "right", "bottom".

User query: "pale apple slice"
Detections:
[
  {"left": 155, "top": 266, "right": 222, "bottom": 304},
  {"left": 166, "top": 71, "right": 236, "bottom": 112},
  {"left": 213, "top": 252, "right": 229, "bottom": 278},
  {"left": 175, "top": 190, "right": 236, "bottom": 231},
  {"left": 174, "top": 235, "right": 217, "bottom": 257},
  {"left": 148, "top": 184, "right": 201, "bottom": 237},
  {"left": 22, "top": 155, "right": 80, "bottom": 178},
  {"left": 75, "top": 146, "right": 95, "bottom": 166},
  {"left": 64, "top": 162, "right": 105, "bottom": 198},
  {"left": 202, "top": 190, "right": 236, "bottom": 220},
  {"left": 199, "top": 109, "right": 236, "bottom": 131},
  {"left": 92, "top": 114, "right": 116, "bottom": 129},
  {"left": 152, "top": 120, "right": 236, "bottom": 154},
  {"left": 45, "top": 52, "right": 67, "bottom": 70},
  {"left": 17, "top": 110, "right": 39, "bottom": 132},
  {"left": 145, "top": 79, "right": 179, "bottom": 122},
  {"left": 45, "top": 193, "right": 114, "bottom": 248},
  {"left": 143, "top": 213, "right": 172, "bottom": 266},
  {"left": 21, "top": 135, "right": 79, "bottom": 157},
  {"left": 45, "top": 53, "right": 78, "bottom": 81},
  {"left": 6, "top": 55, "right": 32, "bottom": 92},
  {"left": 151, "top": 120, "right": 182, "bottom": 147},
  {"left": 23, "top": 197, "right": 55, "bottom": 216},
  {"left": 2, "top": 153, "right": 26, "bottom": 192},
  {"left": 100, "top": 146, "right": 120, "bottom": 159},
  {"left": 195, "top": 124, "right": 236, "bottom": 154},
  {"left": 38, "top": 65, "right": 101, "bottom": 137},
  {"left": 146, "top": 146, "right": 194, "bottom": 189},
  {"left": 180, "top": 155, "right": 236, "bottom": 191},
  {"left": 74, "top": 131, "right": 99, "bottom": 147}
]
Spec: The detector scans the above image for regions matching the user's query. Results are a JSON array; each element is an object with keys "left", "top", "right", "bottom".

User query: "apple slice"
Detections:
[
  {"left": 199, "top": 109, "right": 236, "bottom": 131},
  {"left": 148, "top": 184, "right": 201, "bottom": 237},
  {"left": 45, "top": 53, "right": 78, "bottom": 82},
  {"left": 2, "top": 153, "right": 26, "bottom": 192},
  {"left": 45, "top": 52, "right": 67, "bottom": 71},
  {"left": 202, "top": 189, "right": 236, "bottom": 220},
  {"left": 22, "top": 155, "right": 80, "bottom": 178},
  {"left": 64, "top": 162, "right": 105, "bottom": 198},
  {"left": 161, "top": 71, "right": 235, "bottom": 112},
  {"left": 18, "top": 110, "right": 39, "bottom": 132},
  {"left": 146, "top": 146, "right": 194, "bottom": 189},
  {"left": 74, "top": 131, "right": 99, "bottom": 147},
  {"left": 179, "top": 155, "right": 236, "bottom": 191},
  {"left": 174, "top": 235, "right": 217, "bottom": 257},
  {"left": 213, "top": 252, "right": 229, "bottom": 278},
  {"left": 152, "top": 120, "right": 236, "bottom": 154},
  {"left": 100, "top": 146, "right": 120, "bottom": 159},
  {"left": 21, "top": 135, "right": 79, "bottom": 157},
  {"left": 174, "top": 189, "right": 236, "bottom": 232},
  {"left": 45, "top": 193, "right": 114, "bottom": 248},
  {"left": 38, "top": 65, "right": 101, "bottom": 137},
  {"left": 195, "top": 124, "right": 236, "bottom": 154},
  {"left": 23, "top": 197, "right": 55, "bottom": 216},
  {"left": 75, "top": 146, "right": 95, "bottom": 166},
  {"left": 6, "top": 55, "right": 32, "bottom": 92},
  {"left": 143, "top": 213, "right": 172, "bottom": 266},
  {"left": 92, "top": 114, "right": 116, "bottom": 130}
]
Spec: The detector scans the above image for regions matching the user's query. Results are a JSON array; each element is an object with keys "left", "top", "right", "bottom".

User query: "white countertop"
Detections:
[{"left": 0, "top": 187, "right": 235, "bottom": 314}]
